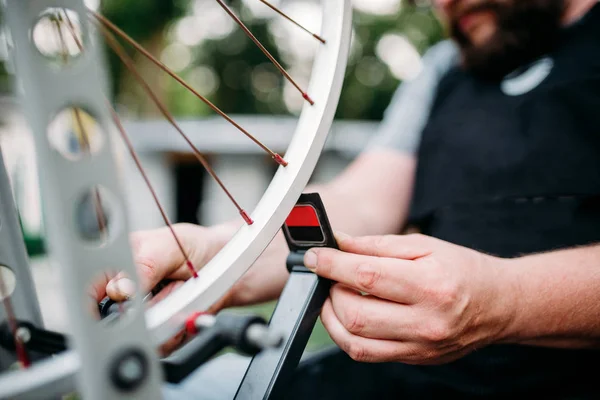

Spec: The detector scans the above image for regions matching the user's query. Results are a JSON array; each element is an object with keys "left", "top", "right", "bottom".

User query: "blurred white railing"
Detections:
[
  {"left": 121, "top": 115, "right": 377, "bottom": 229},
  {"left": 0, "top": 99, "right": 378, "bottom": 234}
]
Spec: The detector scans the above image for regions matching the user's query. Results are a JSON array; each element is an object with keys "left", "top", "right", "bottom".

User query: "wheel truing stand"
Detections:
[
  {"left": 235, "top": 193, "right": 338, "bottom": 400},
  {"left": 4, "top": 1, "right": 164, "bottom": 398},
  {"left": 0, "top": 149, "right": 45, "bottom": 372}
]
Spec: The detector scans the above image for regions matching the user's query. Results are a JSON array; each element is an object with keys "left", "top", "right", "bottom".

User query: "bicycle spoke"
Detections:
[
  {"left": 99, "top": 25, "right": 254, "bottom": 225},
  {"left": 61, "top": 10, "right": 83, "bottom": 50},
  {"left": 108, "top": 107, "right": 199, "bottom": 277},
  {"left": 258, "top": 0, "right": 326, "bottom": 44},
  {"left": 214, "top": 0, "right": 315, "bottom": 105},
  {"left": 88, "top": 10, "right": 288, "bottom": 167}
]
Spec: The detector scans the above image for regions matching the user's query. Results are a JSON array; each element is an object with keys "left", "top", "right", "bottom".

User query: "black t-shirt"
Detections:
[{"left": 403, "top": 4, "right": 600, "bottom": 397}]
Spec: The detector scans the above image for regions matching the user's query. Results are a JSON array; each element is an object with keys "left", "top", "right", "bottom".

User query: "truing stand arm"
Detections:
[
  {"left": 3, "top": 1, "right": 163, "bottom": 398},
  {"left": 0, "top": 148, "right": 45, "bottom": 371}
]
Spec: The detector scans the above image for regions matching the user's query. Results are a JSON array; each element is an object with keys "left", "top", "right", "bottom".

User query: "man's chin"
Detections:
[
  {"left": 449, "top": 0, "right": 565, "bottom": 81},
  {"left": 453, "top": 43, "right": 507, "bottom": 81},
  {"left": 455, "top": 34, "right": 544, "bottom": 81}
]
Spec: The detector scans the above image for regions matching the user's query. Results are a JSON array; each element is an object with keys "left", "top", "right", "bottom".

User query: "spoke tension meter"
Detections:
[{"left": 234, "top": 192, "right": 338, "bottom": 399}]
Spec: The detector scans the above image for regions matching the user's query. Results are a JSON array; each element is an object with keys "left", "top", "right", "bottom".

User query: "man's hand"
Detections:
[
  {"left": 304, "top": 233, "right": 515, "bottom": 365},
  {"left": 99, "top": 223, "right": 246, "bottom": 311},
  {"left": 88, "top": 224, "right": 205, "bottom": 301},
  {"left": 87, "top": 223, "right": 236, "bottom": 355},
  {"left": 89, "top": 223, "right": 234, "bottom": 318}
]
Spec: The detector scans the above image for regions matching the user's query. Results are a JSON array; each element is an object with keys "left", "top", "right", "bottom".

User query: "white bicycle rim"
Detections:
[{"left": 0, "top": 0, "right": 353, "bottom": 398}]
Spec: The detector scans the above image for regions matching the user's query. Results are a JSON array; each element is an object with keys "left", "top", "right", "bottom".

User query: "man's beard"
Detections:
[{"left": 449, "top": 0, "right": 565, "bottom": 81}]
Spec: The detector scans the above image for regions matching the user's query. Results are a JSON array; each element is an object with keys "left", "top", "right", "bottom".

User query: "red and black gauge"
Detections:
[
  {"left": 282, "top": 193, "right": 338, "bottom": 252},
  {"left": 239, "top": 192, "right": 338, "bottom": 397}
]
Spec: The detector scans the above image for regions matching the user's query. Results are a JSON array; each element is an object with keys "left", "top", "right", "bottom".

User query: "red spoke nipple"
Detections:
[
  {"left": 240, "top": 210, "right": 254, "bottom": 225},
  {"left": 187, "top": 260, "right": 198, "bottom": 279},
  {"left": 272, "top": 154, "right": 288, "bottom": 167},
  {"left": 302, "top": 92, "right": 314, "bottom": 105}
]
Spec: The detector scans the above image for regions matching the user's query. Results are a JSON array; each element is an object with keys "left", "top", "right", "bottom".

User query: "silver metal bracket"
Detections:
[
  {"left": 0, "top": 148, "right": 45, "bottom": 372},
  {"left": 2, "top": 1, "right": 163, "bottom": 398}
]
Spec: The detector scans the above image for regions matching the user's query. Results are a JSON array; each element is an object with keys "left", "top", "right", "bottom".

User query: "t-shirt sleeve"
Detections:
[{"left": 366, "top": 39, "right": 459, "bottom": 154}]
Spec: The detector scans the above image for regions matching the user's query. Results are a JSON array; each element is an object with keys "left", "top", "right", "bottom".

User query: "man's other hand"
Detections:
[
  {"left": 305, "top": 233, "right": 515, "bottom": 365},
  {"left": 90, "top": 223, "right": 235, "bottom": 312}
]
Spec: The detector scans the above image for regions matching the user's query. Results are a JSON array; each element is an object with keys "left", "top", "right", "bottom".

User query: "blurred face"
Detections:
[{"left": 434, "top": 0, "right": 565, "bottom": 80}]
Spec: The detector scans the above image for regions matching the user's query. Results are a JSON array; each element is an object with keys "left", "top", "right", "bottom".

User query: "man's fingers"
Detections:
[
  {"left": 129, "top": 228, "right": 192, "bottom": 291},
  {"left": 329, "top": 284, "right": 420, "bottom": 341},
  {"left": 105, "top": 272, "right": 137, "bottom": 301},
  {"left": 104, "top": 227, "right": 199, "bottom": 301},
  {"left": 321, "top": 297, "right": 407, "bottom": 363},
  {"left": 336, "top": 232, "right": 435, "bottom": 260},
  {"left": 322, "top": 297, "right": 442, "bottom": 365},
  {"left": 89, "top": 273, "right": 111, "bottom": 303},
  {"left": 90, "top": 270, "right": 129, "bottom": 303},
  {"left": 304, "top": 248, "right": 422, "bottom": 303}
]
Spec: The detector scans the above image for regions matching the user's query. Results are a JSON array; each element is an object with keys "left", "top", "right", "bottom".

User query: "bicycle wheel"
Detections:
[{"left": 0, "top": 0, "right": 352, "bottom": 398}]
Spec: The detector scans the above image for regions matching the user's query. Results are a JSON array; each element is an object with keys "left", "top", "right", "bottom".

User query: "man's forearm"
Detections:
[
  {"left": 203, "top": 180, "right": 387, "bottom": 306},
  {"left": 205, "top": 151, "right": 417, "bottom": 307},
  {"left": 498, "top": 243, "right": 600, "bottom": 348},
  {"left": 206, "top": 150, "right": 417, "bottom": 260}
]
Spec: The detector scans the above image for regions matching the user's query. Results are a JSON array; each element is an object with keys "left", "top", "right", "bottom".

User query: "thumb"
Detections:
[{"left": 106, "top": 272, "right": 137, "bottom": 301}]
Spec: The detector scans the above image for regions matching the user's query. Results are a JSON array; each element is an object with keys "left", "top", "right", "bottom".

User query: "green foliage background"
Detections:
[
  {"left": 95, "top": 0, "right": 445, "bottom": 121},
  {"left": 0, "top": 1, "right": 445, "bottom": 119}
]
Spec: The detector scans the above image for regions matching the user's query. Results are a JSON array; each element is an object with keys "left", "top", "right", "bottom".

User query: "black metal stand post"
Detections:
[
  {"left": 234, "top": 258, "right": 330, "bottom": 400},
  {"left": 235, "top": 193, "right": 337, "bottom": 400}
]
